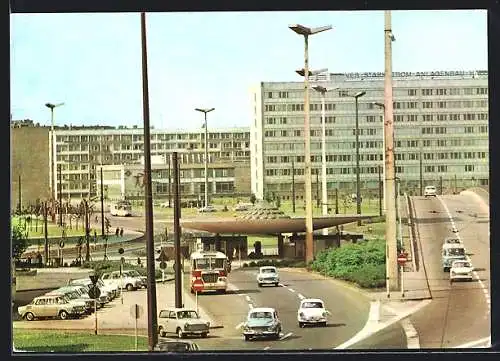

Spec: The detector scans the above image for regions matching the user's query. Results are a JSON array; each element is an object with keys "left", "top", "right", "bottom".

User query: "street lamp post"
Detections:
[
  {"left": 45, "top": 102, "right": 65, "bottom": 202},
  {"left": 312, "top": 84, "right": 339, "bottom": 236},
  {"left": 288, "top": 22, "right": 331, "bottom": 264},
  {"left": 373, "top": 102, "right": 387, "bottom": 213},
  {"left": 195, "top": 108, "right": 215, "bottom": 208}
]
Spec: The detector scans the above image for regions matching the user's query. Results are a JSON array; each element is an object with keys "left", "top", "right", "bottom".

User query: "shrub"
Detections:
[{"left": 248, "top": 261, "right": 257, "bottom": 267}]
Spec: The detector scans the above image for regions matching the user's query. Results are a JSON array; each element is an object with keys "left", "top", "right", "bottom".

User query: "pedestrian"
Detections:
[
  {"left": 120, "top": 228, "right": 124, "bottom": 237},
  {"left": 115, "top": 227, "right": 119, "bottom": 236}
]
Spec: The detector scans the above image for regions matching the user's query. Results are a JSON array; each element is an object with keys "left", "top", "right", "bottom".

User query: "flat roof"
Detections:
[{"left": 181, "top": 215, "right": 373, "bottom": 235}]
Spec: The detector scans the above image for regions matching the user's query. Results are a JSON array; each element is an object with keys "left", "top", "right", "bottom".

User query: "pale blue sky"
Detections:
[{"left": 10, "top": 10, "right": 487, "bottom": 130}]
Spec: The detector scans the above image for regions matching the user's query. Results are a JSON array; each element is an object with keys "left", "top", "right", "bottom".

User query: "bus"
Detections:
[
  {"left": 109, "top": 200, "right": 132, "bottom": 217},
  {"left": 189, "top": 250, "right": 229, "bottom": 294}
]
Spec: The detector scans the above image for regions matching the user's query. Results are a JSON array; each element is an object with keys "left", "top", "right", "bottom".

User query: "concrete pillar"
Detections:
[
  {"left": 215, "top": 234, "right": 221, "bottom": 252},
  {"left": 277, "top": 234, "right": 284, "bottom": 258}
]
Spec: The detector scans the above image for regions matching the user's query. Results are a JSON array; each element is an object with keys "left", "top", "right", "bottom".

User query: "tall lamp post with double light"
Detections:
[
  {"left": 289, "top": 23, "right": 332, "bottom": 263},
  {"left": 195, "top": 107, "right": 215, "bottom": 208},
  {"left": 45, "top": 102, "right": 65, "bottom": 203},
  {"left": 312, "top": 84, "right": 339, "bottom": 236}
]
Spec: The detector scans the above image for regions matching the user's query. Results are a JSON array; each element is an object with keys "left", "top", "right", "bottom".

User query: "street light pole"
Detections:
[
  {"left": 100, "top": 167, "right": 105, "bottom": 238},
  {"left": 384, "top": 10, "right": 398, "bottom": 292},
  {"left": 45, "top": 102, "right": 64, "bottom": 202},
  {"left": 312, "top": 85, "right": 339, "bottom": 235},
  {"left": 289, "top": 24, "right": 331, "bottom": 264},
  {"left": 372, "top": 102, "right": 387, "bottom": 214},
  {"left": 58, "top": 164, "right": 63, "bottom": 226},
  {"left": 195, "top": 108, "right": 215, "bottom": 208},
  {"left": 140, "top": 12, "right": 158, "bottom": 351}
]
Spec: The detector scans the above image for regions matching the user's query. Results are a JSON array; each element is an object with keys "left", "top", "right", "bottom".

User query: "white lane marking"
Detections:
[
  {"left": 368, "top": 300, "right": 380, "bottom": 323},
  {"left": 437, "top": 196, "right": 490, "bottom": 311},
  {"left": 454, "top": 336, "right": 491, "bottom": 348},
  {"left": 263, "top": 346, "right": 271, "bottom": 350},
  {"left": 335, "top": 299, "right": 431, "bottom": 349},
  {"left": 278, "top": 283, "right": 285, "bottom": 287},
  {"left": 297, "top": 293, "right": 305, "bottom": 300},
  {"left": 245, "top": 295, "right": 251, "bottom": 302},
  {"left": 239, "top": 294, "right": 246, "bottom": 297},
  {"left": 400, "top": 318, "right": 420, "bottom": 349},
  {"left": 235, "top": 322, "right": 244, "bottom": 329},
  {"left": 279, "top": 332, "right": 293, "bottom": 341},
  {"left": 288, "top": 288, "right": 296, "bottom": 293}
]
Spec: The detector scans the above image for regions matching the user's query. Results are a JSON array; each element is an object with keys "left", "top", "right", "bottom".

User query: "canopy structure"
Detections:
[{"left": 180, "top": 215, "right": 373, "bottom": 236}]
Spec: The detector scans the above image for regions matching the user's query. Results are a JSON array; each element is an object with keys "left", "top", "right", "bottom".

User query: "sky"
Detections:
[{"left": 10, "top": 10, "right": 488, "bottom": 130}]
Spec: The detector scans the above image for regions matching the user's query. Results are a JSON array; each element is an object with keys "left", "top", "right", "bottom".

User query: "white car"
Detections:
[
  {"left": 198, "top": 205, "right": 216, "bottom": 213},
  {"left": 158, "top": 308, "right": 210, "bottom": 339},
  {"left": 101, "top": 270, "right": 145, "bottom": 291},
  {"left": 424, "top": 185, "right": 437, "bottom": 197},
  {"left": 297, "top": 298, "right": 330, "bottom": 328},
  {"left": 450, "top": 260, "right": 474, "bottom": 283},
  {"left": 257, "top": 266, "right": 280, "bottom": 287}
]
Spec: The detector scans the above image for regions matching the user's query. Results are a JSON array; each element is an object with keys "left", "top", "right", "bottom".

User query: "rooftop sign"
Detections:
[{"left": 343, "top": 70, "right": 487, "bottom": 79}]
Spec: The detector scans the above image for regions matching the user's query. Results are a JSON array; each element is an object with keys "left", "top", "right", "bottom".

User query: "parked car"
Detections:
[
  {"left": 297, "top": 298, "right": 330, "bottom": 328},
  {"left": 424, "top": 185, "right": 437, "bottom": 197},
  {"left": 153, "top": 340, "right": 200, "bottom": 352},
  {"left": 61, "top": 284, "right": 102, "bottom": 310},
  {"left": 158, "top": 308, "right": 210, "bottom": 338},
  {"left": 450, "top": 260, "right": 474, "bottom": 283},
  {"left": 69, "top": 279, "right": 111, "bottom": 307},
  {"left": 198, "top": 205, "right": 216, "bottom": 213},
  {"left": 256, "top": 266, "right": 280, "bottom": 287},
  {"left": 101, "top": 270, "right": 145, "bottom": 291},
  {"left": 242, "top": 307, "right": 282, "bottom": 341},
  {"left": 45, "top": 287, "right": 94, "bottom": 314},
  {"left": 233, "top": 203, "right": 252, "bottom": 211},
  {"left": 18, "top": 295, "right": 86, "bottom": 321}
]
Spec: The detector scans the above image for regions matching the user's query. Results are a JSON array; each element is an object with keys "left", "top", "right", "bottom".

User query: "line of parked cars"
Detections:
[{"left": 17, "top": 270, "right": 147, "bottom": 322}]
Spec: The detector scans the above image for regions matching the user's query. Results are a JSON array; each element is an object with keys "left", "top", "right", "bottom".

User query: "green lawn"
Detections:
[
  {"left": 12, "top": 330, "right": 148, "bottom": 352},
  {"left": 12, "top": 216, "right": 87, "bottom": 239}
]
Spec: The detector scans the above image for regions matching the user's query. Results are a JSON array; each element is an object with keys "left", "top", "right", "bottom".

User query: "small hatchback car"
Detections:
[
  {"left": 243, "top": 307, "right": 282, "bottom": 341},
  {"left": 450, "top": 260, "right": 474, "bottom": 283},
  {"left": 257, "top": 266, "right": 280, "bottom": 287},
  {"left": 297, "top": 298, "right": 330, "bottom": 327},
  {"left": 424, "top": 185, "right": 437, "bottom": 197},
  {"left": 158, "top": 308, "right": 210, "bottom": 339}
]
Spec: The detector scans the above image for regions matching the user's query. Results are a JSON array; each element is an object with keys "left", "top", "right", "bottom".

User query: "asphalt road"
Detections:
[
  {"left": 407, "top": 193, "right": 490, "bottom": 348},
  {"left": 172, "top": 268, "right": 372, "bottom": 351}
]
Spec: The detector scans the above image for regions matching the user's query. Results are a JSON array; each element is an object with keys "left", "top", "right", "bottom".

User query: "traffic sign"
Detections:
[
  {"left": 88, "top": 285, "right": 101, "bottom": 299},
  {"left": 192, "top": 279, "right": 204, "bottom": 293},
  {"left": 118, "top": 248, "right": 124, "bottom": 255},
  {"left": 159, "top": 261, "right": 167, "bottom": 270},
  {"left": 89, "top": 274, "right": 100, "bottom": 285},
  {"left": 59, "top": 241, "right": 65, "bottom": 248},
  {"left": 158, "top": 249, "right": 168, "bottom": 262},
  {"left": 130, "top": 304, "right": 143, "bottom": 319},
  {"left": 397, "top": 253, "right": 408, "bottom": 265}
]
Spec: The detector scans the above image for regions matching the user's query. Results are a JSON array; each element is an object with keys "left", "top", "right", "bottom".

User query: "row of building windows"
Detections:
[
  {"left": 264, "top": 164, "right": 480, "bottom": 177},
  {"left": 265, "top": 151, "right": 488, "bottom": 164},
  {"left": 56, "top": 132, "right": 249, "bottom": 143},
  {"left": 265, "top": 87, "right": 488, "bottom": 100},
  {"left": 264, "top": 100, "right": 488, "bottom": 113}
]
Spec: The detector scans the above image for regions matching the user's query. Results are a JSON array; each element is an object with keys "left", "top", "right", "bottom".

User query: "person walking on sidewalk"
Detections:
[{"left": 120, "top": 228, "right": 124, "bottom": 237}]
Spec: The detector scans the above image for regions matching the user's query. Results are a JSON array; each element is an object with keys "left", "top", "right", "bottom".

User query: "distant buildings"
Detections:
[
  {"left": 10, "top": 124, "right": 251, "bottom": 208},
  {"left": 250, "top": 70, "right": 489, "bottom": 202}
]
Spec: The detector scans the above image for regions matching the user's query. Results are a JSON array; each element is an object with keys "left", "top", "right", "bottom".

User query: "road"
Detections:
[
  {"left": 407, "top": 192, "right": 490, "bottom": 348},
  {"left": 169, "top": 268, "right": 374, "bottom": 350}
]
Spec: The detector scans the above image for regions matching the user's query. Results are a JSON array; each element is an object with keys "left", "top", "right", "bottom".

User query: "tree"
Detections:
[
  {"left": 275, "top": 195, "right": 281, "bottom": 208},
  {"left": 12, "top": 224, "right": 29, "bottom": 262},
  {"left": 249, "top": 193, "right": 256, "bottom": 205}
]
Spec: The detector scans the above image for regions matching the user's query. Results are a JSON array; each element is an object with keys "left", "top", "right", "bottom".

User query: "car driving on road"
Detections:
[
  {"left": 257, "top": 266, "right": 280, "bottom": 287},
  {"left": 242, "top": 307, "right": 282, "bottom": 341},
  {"left": 450, "top": 260, "right": 474, "bottom": 283},
  {"left": 157, "top": 308, "right": 210, "bottom": 339},
  {"left": 424, "top": 185, "right": 437, "bottom": 197},
  {"left": 442, "top": 243, "right": 467, "bottom": 272},
  {"left": 297, "top": 298, "right": 330, "bottom": 327}
]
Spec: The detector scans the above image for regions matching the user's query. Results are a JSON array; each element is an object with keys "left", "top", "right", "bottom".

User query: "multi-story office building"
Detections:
[
  {"left": 10, "top": 124, "right": 251, "bottom": 206},
  {"left": 251, "top": 70, "right": 489, "bottom": 202}
]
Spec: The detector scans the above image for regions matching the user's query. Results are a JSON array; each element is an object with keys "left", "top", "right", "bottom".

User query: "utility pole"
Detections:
[
  {"left": 58, "top": 164, "right": 63, "bottom": 227},
  {"left": 84, "top": 200, "right": 90, "bottom": 262},
  {"left": 378, "top": 165, "right": 383, "bottom": 216},
  {"left": 44, "top": 201, "right": 49, "bottom": 265},
  {"left": 167, "top": 154, "right": 172, "bottom": 207},
  {"left": 419, "top": 151, "right": 423, "bottom": 196},
  {"left": 100, "top": 167, "right": 105, "bottom": 237},
  {"left": 140, "top": 12, "right": 158, "bottom": 351},
  {"left": 18, "top": 174, "right": 22, "bottom": 214},
  {"left": 316, "top": 171, "right": 320, "bottom": 208},
  {"left": 384, "top": 10, "right": 398, "bottom": 292},
  {"left": 291, "top": 158, "right": 296, "bottom": 213},
  {"left": 335, "top": 188, "right": 339, "bottom": 214},
  {"left": 173, "top": 152, "right": 183, "bottom": 308}
]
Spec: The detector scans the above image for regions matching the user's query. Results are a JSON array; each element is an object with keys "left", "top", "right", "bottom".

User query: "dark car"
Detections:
[{"left": 153, "top": 340, "right": 200, "bottom": 352}]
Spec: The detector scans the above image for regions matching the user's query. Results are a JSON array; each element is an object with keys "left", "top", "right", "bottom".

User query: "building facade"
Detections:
[
  {"left": 11, "top": 124, "right": 251, "bottom": 206},
  {"left": 250, "top": 70, "right": 489, "bottom": 201}
]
